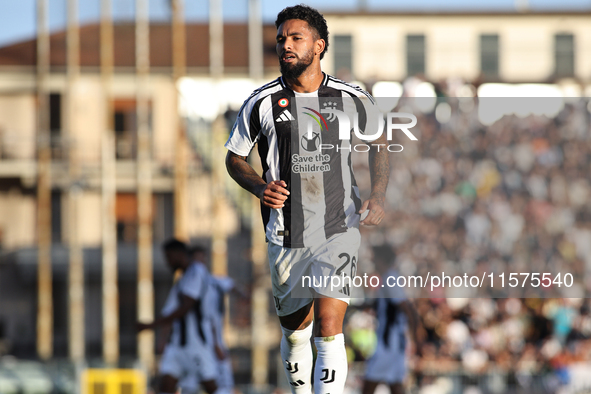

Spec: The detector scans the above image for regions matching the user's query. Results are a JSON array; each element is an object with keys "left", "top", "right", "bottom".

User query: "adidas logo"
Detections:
[{"left": 276, "top": 110, "right": 295, "bottom": 122}]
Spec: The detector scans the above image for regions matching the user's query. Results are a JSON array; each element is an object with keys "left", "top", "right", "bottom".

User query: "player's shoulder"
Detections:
[
  {"left": 209, "top": 274, "right": 225, "bottom": 283},
  {"left": 238, "top": 77, "right": 285, "bottom": 116},
  {"left": 185, "top": 262, "right": 208, "bottom": 278},
  {"left": 324, "top": 74, "right": 375, "bottom": 104}
]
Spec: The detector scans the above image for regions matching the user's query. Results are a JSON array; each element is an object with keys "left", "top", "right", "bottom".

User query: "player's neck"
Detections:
[{"left": 283, "top": 66, "right": 324, "bottom": 93}]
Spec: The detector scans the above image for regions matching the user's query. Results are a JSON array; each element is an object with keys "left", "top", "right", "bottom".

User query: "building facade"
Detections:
[{"left": 323, "top": 12, "right": 591, "bottom": 85}]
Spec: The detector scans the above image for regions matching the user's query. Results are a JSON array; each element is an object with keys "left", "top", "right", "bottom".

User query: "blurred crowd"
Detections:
[
  {"left": 347, "top": 82, "right": 591, "bottom": 389},
  {"left": 347, "top": 297, "right": 591, "bottom": 390}
]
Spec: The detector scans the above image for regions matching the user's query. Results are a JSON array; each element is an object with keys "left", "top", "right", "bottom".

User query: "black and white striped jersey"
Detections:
[
  {"left": 161, "top": 262, "right": 210, "bottom": 348},
  {"left": 225, "top": 73, "right": 377, "bottom": 248}
]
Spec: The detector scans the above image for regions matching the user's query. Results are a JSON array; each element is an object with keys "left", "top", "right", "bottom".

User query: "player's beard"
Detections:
[{"left": 279, "top": 47, "right": 314, "bottom": 80}]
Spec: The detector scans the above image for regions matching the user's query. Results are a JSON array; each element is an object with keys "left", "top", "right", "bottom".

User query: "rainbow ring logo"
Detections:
[{"left": 303, "top": 107, "right": 329, "bottom": 132}]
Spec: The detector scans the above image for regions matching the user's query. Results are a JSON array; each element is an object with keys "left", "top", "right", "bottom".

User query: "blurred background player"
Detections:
[
  {"left": 362, "top": 245, "right": 422, "bottom": 394},
  {"left": 179, "top": 246, "right": 244, "bottom": 394},
  {"left": 136, "top": 239, "right": 218, "bottom": 394}
]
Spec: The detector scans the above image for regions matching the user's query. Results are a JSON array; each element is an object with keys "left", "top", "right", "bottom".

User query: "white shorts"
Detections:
[
  {"left": 159, "top": 343, "right": 217, "bottom": 383},
  {"left": 364, "top": 336, "right": 407, "bottom": 384},
  {"left": 268, "top": 228, "right": 360, "bottom": 316},
  {"left": 177, "top": 355, "right": 234, "bottom": 392},
  {"left": 217, "top": 357, "right": 234, "bottom": 388}
]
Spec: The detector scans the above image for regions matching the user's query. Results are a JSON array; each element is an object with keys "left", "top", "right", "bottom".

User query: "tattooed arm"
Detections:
[
  {"left": 359, "top": 133, "right": 389, "bottom": 226},
  {"left": 225, "top": 151, "right": 289, "bottom": 209}
]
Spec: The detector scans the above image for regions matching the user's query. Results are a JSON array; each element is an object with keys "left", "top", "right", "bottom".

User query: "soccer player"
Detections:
[
  {"left": 362, "top": 245, "right": 421, "bottom": 394},
  {"left": 225, "top": 5, "right": 389, "bottom": 394},
  {"left": 136, "top": 239, "right": 217, "bottom": 394},
  {"left": 179, "top": 246, "right": 240, "bottom": 394}
]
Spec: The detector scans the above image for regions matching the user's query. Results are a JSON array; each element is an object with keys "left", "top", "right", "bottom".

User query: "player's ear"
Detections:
[{"left": 315, "top": 38, "right": 325, "bottom": 57}]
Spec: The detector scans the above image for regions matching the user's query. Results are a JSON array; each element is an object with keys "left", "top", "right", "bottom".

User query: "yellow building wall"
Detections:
[
  {"left": 325, "top": 14, "right": 591, "bottom": 82},
  {"left": 0, "top": 94, "right": 36, "bottom": 160}
]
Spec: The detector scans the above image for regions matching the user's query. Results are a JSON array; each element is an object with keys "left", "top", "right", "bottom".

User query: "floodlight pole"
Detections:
[
  {"left": 172, "top": 0, "right": 189, "bottom": 242},
  {"left": 101, "top": 0, "right": 119, "bottom": 365},
  {"left": 66, "top": 0, "right": 85, "bottom": 363},
  {"left": 210, "top": 116, "right": 228, "bottom": 277},
  {"left": 36, "top": 0, "right": 53, "bottom": 361},
  {"left": 250, "top": 157, "right": 269, "bottom": 387},
  {"left": 208, "top": 0, "right": 227, "bottom": 276},
  {"left": 248, "top": 0, "right": 263, "bottom": 80},
  {"left": 248, "top": 0, "right": 269, "bottom": 386},
  {"left": 209, "top": 0, "right": 223, "bottom": 77},
  {"left": 136, "top": 0, "right": 155, "bottom": 373}
]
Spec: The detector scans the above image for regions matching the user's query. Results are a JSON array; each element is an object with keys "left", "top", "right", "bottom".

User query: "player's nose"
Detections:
[{"left": 283, "top": 38, "right": 294, "bottom": 51}]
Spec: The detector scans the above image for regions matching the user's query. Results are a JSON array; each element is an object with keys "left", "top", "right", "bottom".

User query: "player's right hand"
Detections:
[{"left": 258, "top": 180, "right": 289, "bottom": 209}]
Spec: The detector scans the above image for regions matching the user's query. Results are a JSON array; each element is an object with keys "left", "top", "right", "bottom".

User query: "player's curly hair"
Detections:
[
  {"left": 163, "top": 238, "right": 188, "bottom": 253},
  {"left": 275, "top": 4, "right": 329, "bottom": 60}
]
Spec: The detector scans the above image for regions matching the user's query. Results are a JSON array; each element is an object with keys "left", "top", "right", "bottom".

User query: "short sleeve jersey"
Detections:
[
  {"left": 203, "top": 276, "right": 235, "bottom": 346},
  {"left": 161, "top": 262, "right": 210, "bottom": 347},
  {"left": 225, "top": 73, "right": 377, "bottom": 248}
]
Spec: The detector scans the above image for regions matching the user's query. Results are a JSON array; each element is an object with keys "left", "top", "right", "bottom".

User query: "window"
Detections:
[
  {"left": 153, "top": 193, "right": 174, "bottom": 244},
  {"left": 406, "top": 35, "right": 425, "bottom": 76},
  {"left": 113, "top": 99, "right": 138, "bottom": 160},
  {"left": 49, "top": 93, "right": 63, "bottom": 159},
  {"left": 49, "top": 93, "right": 61, "bottom": 132},
  {"left": 112, "top": 99, "right": 152, "bottom": 160},
  {"left": 333, "top": 35, "right": 353, "bottom": 80},
  {"left": 115, "top": 193, "right": 159, "bottom": 244},
  {"left": 116, "top": 193, "right": 139, "bottom": 243},
  {"left": 51, "top": 190, "right": 62, "bottom": 243},
  {"left": 480, "top": 34, "right": 499, "bottom": 79},
  {"left": 555, "top": 33, "right": 574, "bottom": 78}
]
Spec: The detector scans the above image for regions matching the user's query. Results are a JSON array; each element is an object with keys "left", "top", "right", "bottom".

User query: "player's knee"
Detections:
[
  {"left": 390, "top": 382, "right": 404, "bottom": 394},
  {"left": 201, "top": 379, "right": 218, "bottom": 394},
  {"left": 158, "top": 374, "right": 178, "bottom": 394},
  {"left": 281, "top": 322, "right": 313, "bottom": 349}
]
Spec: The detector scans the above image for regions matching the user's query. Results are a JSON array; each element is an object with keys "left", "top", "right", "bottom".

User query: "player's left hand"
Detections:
[{"left": 359, "top": 198, "right": 385, "bottom": 226}]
